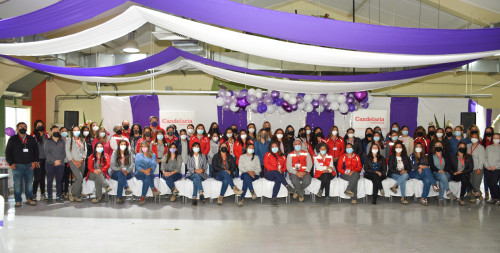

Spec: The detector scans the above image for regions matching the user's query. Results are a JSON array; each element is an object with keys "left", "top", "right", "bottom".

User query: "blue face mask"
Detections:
[
  {"left": 294, "top": 145, "right": 302, "bottom": 151},
  {"left": 373, "top": 136, "right": 380, "bottom": 142},
  {"left": 392, "top": 127, "right": 399, "bottom": 132},
  {"left": 193, "top": 147, "right": 200, "bottom": 153},
  {"left": 271, "top": 147, "right": 279, "bottom": 153},
  {"left": 320, "top": 150, "right": 327, "bottom": 155},
  {"left": 151, "top": 121, "right": 158, "bottom": 127},
  {"left": 73, "top": 131, "right": 80, "bottom": 137},
  {"left": 391, "top": 136, "right": 399, "bottom": 142},
  {"left": 96, "top": 147, "right": 104, "bottom": 153},
  {"left": 454, "top": 131, "right": 461, "bottom": 137},
  {"left": 346, "top": 148, "right": 353, "bottom": 154},
  {"left": 197, "top": 129, "right": 204, "bottom": 135},
  {"left": 402, "top": 130, "right": 408, "bottom": 136},
  {"left": 61, "top": 132, "right": 68, "bottom": 138},
  {"left": 247, "top": 148, "right": 255, "bottom": 154},
  {"left": 157, "top": 134, "right": 164, "bottom": 140}
]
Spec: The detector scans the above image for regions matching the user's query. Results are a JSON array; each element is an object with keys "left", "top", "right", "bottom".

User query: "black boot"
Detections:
[
  {"left": 271, "top": 198, "right": 278, "bottom": 206},
  {"left": 372, "top": 194, "right": 378, "bottom": 205}
]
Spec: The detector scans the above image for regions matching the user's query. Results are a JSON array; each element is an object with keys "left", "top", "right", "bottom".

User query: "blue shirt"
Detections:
[
  {"left": 255, "top": 140, "right": 270, "bottom": 165},
  {"left": 135, "top": 152, "right": 157, "bottom": 173},
  {"left": 449, "top": 137, "right": 471, "bottom": 156}
]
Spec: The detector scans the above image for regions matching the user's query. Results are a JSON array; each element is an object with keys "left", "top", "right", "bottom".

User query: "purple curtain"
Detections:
[
  {"left": 306, "top": 110, "right": 334, "bottom": 133},
  {"left": 390, "top": 97, "right": 419, "bottom": 136},
  {"left": 468, "top": 99, "right": 477, "bottom": 113},
  {"left": 486, "top": 109, "right": 492, "bottom": 127},
  {"left": 130, "top": 95, "right": 160, "bottom": 128},
  {"left": 217, "top": 107, "right": 247, "bottom": 133}
]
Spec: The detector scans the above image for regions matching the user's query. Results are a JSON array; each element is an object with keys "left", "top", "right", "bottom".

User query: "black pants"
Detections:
[
  {"left": 83, "top": 158, "right": 89, "bottom": 182},
  {"left": 33, "top": 158, "right": 46, "bottom": 195},
  {"left": 451, "top": 172, "right": 472, "bottom": 198},
  {"left": 318, "top": 173, "right": 334, "bottom": 196},
  {"left": 46, "top": 163, "right": 65, "bottom": 198},
  {"left": 365, "top": 171, "right": 386, "bottom": 201},
  {"left": 484, "top": 170, "right": 500, "bottom": 199},
  {"left": 62, "top": 163, "right": 71, "bottom": 193}
]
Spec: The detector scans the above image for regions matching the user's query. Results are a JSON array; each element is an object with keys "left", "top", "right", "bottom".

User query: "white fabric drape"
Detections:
[{"left": 1, "top": 6, "right": 499, "bottom": 68}]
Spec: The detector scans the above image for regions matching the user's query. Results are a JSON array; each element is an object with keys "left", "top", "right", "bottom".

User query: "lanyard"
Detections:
[
  {"left": 75, "top": 137, "right": 81, "bottom": 149},
  {"left": 437, "top": 154, "right": 443, "bottom": 167},
  {"left": 471, "top": 144, "right": 479, "bottom": 155},
  {"left": 458, "top": 156, "right": 465, "bottom": 167},
  {"left": 19, "top": 135, "right": 27, "bottom": 144}
]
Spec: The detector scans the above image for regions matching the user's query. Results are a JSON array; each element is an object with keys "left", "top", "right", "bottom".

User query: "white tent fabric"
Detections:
[
  {"left": 416, "top": 98, "right": 468, "bottom": 129},
  {"left": 1, "top": 6, "right": 499, "bottom": 68},
  {"left": 100, "top": 95, "right": 134, "bottom": 131}
]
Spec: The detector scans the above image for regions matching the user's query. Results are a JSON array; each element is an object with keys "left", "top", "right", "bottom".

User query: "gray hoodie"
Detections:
[
  {"left": 44, "top": 137, "right": 66, "bottom": 165},
  {"left": 110, "top": 150, "right": 135, "bottom": 174},
  {"left": 485, "top": 144, "right": 500, "bottom": 170}
]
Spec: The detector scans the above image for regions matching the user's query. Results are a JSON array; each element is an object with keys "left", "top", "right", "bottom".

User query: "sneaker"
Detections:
[
  {"left": 237, "top": 198, "right": 244, "bottom": 207},
  {"left": 316, "top": 189, "right": 323, "bottom": 198},
  {"left": 139, "top": 197, "right": 146, "bottom": 205},
  {"left": 351, "top": 199, "right": 357, "bottom": 205},
  {"left": 432, "top": 184, "right": 441, "bottom": 192},
  {"left": 199, "top": 194, "right": 206, "bottom": 204},
  {"left": 390, "top": 185, "right": 398, "bottom": 194},
  {"left": 61, "top": 192, "right": 67, "bottom": 199},
  {"left": 485, "top": 191, "right": 490, "bottom": 201},
  {"left": 124, "top": 187, "right": 133, "bottom": 195},
  {"left": 469, "top": 197, "right": 477, "bottom": 203},
  {"left": 105, "top": 186, "right": 112, "bottom": 193},
  {"left": 401, "top": 197, "right": 409, "bottom": 205},
  {"left": 380, "top": 189, "right": 385, "bottom": 197},
  {"left": 292, "top": 192, "right": 299, "bottom": 199},
  {"left": 232, "top": 186, "right": 243, "bottom": 195},
  {"left": 75, "top": 197, "right": 83, "bottom": 202},
  {"left": 152, "top": 188, "right": 161, "bottom": 197},
  {"left": 344, "top": 190, "right": 355, "bottom": 197},
  {"left": 68, "top": 191, "right": 74, "bottom": 202},
  {"left": 251, "top": 190, "right": 257, "bottom": 201},
  {"left": 170, "top": 194, "right": 177, "bottom": 202},
  {"left": 40, "top": 193, "right": 47, "bottom": 201},
  {"left": 26, "top": 199, "right": 37, "bottom": 206},
  {"left": 286, "top": 185, "right": 295, "bottom": 194},
  {"left": 447, "top": 191, "right": 457, "bottom": 200},
  {"left": 172, "top": 187, "right": 179, "bottom": 195},
  {"left": 271, "top": 198, "right": 278, "bottom": 206},
  {"left": 47, "top": 198, "right": 53, "bottom": 204},
  {"left": 459, "top": 199, "right": 466, "bottom": 206},
  {"left": 299, "top": 195, "right": 305, "bottom": 202},
  {"left": 192, "top": 199, "right": 198, "bottom": 206},
  {"left": 217, "top": 196, "right": 223, "bottom": 205},
  {"left": 419, "top": 198, "right": 428, "bottom": 206},
  {"left": 15, "top": 202, "right": 22, "bottom": 207},
  {"left": 496, "top": 200, "right": 500, "bottom": 205},
  {"left": 92, "top": 197, "right": 101, "bottom": 203},
  {"left": 56, "top": 196, "right": 64, "bottom": 203},
  {"left": 324, "top": 197, "right": 330, "bottom": 206},
  {"left": 487, "top": 199, "right": 496, "bottom": 204},
  {"left": 116, "top": 198, "right": 123, "bottom": 204}
]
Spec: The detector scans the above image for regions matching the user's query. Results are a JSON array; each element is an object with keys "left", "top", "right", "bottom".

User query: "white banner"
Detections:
[
  {"left": 334, "top": 97, "right": 391, "bottom": 137},
  {"left": 352, "top": 110, "right": 389, "bottom": 138},
  {"left": 417, "top": 98, "right": 468, "bottom": 130},
  {"left": 160, "top": 111, "right": 195, "bottom": 130},
  {"left": 247, "top": 110, "right": 307, "bottom": 135},
  {"left": 157, "top": 95, "right": 217, "bottom": 131}
]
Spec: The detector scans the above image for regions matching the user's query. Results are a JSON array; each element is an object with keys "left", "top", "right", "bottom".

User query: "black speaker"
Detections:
[
  {"left": 461, "top": 112, "right": 476, "bottom": 131},
  {"left": 64, "top": 111, "right": 79, "bottom": 130}
]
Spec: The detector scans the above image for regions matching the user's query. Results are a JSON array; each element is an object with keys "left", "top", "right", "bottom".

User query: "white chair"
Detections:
[
  {"left": 82, "top": 178, "right": 113, "bottom": 200},
  {"left": 261, "top": 178, "right": 290, "bottom": 203},
  {"left": 334, "top": 177, "right": 367, "bottom": 201}
]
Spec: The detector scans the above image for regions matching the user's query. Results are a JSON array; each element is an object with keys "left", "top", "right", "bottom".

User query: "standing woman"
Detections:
[
  {"left": 32, "top": 120, "right": 49, "bottom": 200},
  {"left": 86, "top": 142, "right": 112, "bottom": 203},
  {"left": 325, "top": 126, "right": 345, "bottom": 167},
  {"left": 190, "top": 124, "right": 210, "bottom": 156},
  {"left": 484, "top": 133, "right": 500, "bottom": 205},
  {"left": 467, "top": 132, "right": 485, "bottom": 202},
  {"left": 212, "top": 142, "right": 243, "bottom": 205},
  {"left": 207, "top": 132, "right": 220, "bottom": 177},
  {"left": 297, "top": 128, "right": 310, "bottom": 152},
  {"left": 366, "top": 132, "right": 386, "bottom": 158},
  {"left": 400, "top": 126, "right": 415, "bottom": 155},
  {"left": 386, "top": 123, "right": 401, "bottom": 141},
  {"left": 262, "top": 121, "right": 272, "bottom": 140},
  {"left": 482, "top": 127, "right": 495, "bottom": 200},
  {"left": 361, "top": 128, "right": 374, "bottom": 157},
  {"left": 152, "top": 129, "right": 167, "bottom": 169},
  {"left": 255, "top": 129, "right": 270, "bottom": 176},
  {"left": 92, "top": 127, "right": 113, "bottom": 157},
  {"left": 430, "top": 128, "right": 451, "bottom": 158},
  {"left": 264, "top": 141, "right": 295, "bottom": 206},
  {"left": 314, "top": 143, "right": 335, "bottom": 205},
  {"left": 309, "top": 127, "right": 325, "bottom": 158},
  {"left": 272, "top": 128, "right": 292, "bottom": 156},
  {"left": 385, "top": 131, "right": 400, "bottom": 158},
  {"left": 238, "top": 144, "right": 261, "bottom": 206},
  {"left": 427, "top": 126, "right": 436, "bottom": 142},
  {"left": 387, "top": 141, "right": 411, "bottom": 205},
  {"left": 247, "top": 123, "right": 257, "bottom": 140},
  {"left": 176, "top": 129, "right": 190, "bottom": 169},
  {"left": 110, "top": 140, "right": 134, "bottom": 204},
  {"left": 409, "top": 143, "right": 440, "bottom": 206},
  {"left": 429, "top": 141, "right": 457, "bottom": 206},
  {"left": 65, "top": 126, "right": 87, "bottom": 202},
  {"left": 208, "top": 122, "right": 221, "bottom": 138},
  {"left": 304, "top": 125, "right": 313, "bottom": 144},
  {"left": 234, "top": 129, "right": 254, "bottom": 167},
  {"left": 135, "top": 141, "right": 161, "bottom": 205},
  {"left": 337, "top": 143, "right": 362, "bottom": 204},
  {"left": 449, "top": 126, "right": 470, "bottom": 156},
  {"left": 413, "top": 126, "right": 430, "bottom": 154},
  {"left": 186, "top": 124, "right": 195, "bottom": 139},
  {"left": 160, "top": 143, "right": 183, "bottom": 202},
  {"left": 90, "top": 122, "right": 100, "bottom": 140},
  {"left": 81, "top": 125, "right": 93, "bottom": 186},
  {"left": 285, "top": 125, "right": 296, "bottom": 142},
  {"left": 110, "top": 125, "right": 130, "bottom": 151},
  {"left": 363, "top": 143, "right": 387, "bottom": 205},
  {"left": 344, "top": 128, "right": 363, "bottom": 159},
  {"left": 450, "top": 142, "right": 473, "bottom": 205},
  {"left": 60, "top": 127, "right": 71, "bottom": 199},
  {"left": 129, "top": 124, "right": 142, "bottom": 155},
  {"left": 44, "top": 126, "right": 66, "bottom": 203},
  {"left": 185, "top": 142, "right": 209, "bottom": 206},
  {"left": 221, "top": 128, "right": 236, "bottom": 157},
  {"left": 164, "top": 125, "right": 178, "bottom": 145},
  {"left": 135, "top": 127, "right": 154, "bottom": 154}
]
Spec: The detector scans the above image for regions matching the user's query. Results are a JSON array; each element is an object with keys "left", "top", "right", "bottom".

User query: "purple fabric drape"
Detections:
[
  {"left": 130, "top": 95, "right": 160, "bottom": 128},
  {"left": 486, "top": 109, "right": 492, "bottom": 127},
  {"left": 468, "top": 99, "right": 477, "bottom": 113},
  {"left": 217, "top": 106, "right": 247, "bottom": 132},
  {"left": 306, "top": 110, "right": 335, "bottom": 133},
  {"left": 1, "top": 0, "right": 500, "bottom": 54},
  {"left": 390, "top": 97, "right": 419, "bottom": 135}
]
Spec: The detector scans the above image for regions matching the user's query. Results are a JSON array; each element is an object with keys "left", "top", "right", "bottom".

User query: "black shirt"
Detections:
[{"left": 5, "top": 134, "right": 39, "bottom": 165}]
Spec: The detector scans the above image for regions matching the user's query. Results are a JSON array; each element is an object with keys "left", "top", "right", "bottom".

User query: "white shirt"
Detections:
[{"left": 194, "top": 154, "right": 200, "bottom": 169}]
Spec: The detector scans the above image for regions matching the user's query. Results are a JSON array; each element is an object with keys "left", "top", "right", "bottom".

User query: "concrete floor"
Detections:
[{"left": 2, "top": 196, "right": 500, "bottom": 253}]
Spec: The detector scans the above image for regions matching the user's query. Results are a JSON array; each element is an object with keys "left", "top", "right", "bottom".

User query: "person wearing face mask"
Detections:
[
  {"left": 387, "top": 141, "right": 411, "bottom": 205},
  {"left": 465, "top": 125, "right": 480, "bottom": 143},
  {"left": 264, "top": 141, "right": 295, "bottom": 206},
  {"left": 285, "top": 125, "right": 296, "bottom": 140},
  {"left": 65, "top": 126, "right": 88, "bottom": 202},
  {"left": 231, "top": 124, "right": 239, "bottom": 139},
  {"left": 129, "top": 124, "right": 142, "bottom": 155},
  {"left": 176, "top": 129, "right": 190, "bottom": 168},
  {"left": 449, "top": 142, "right": 474, "bottom": 206},
  {"left": 186, "top": 124, "right": 196, "bottom": 138},
  {"left": 373, "top": 126, "right": 383, "bottom": 137},
  {"left": 272, "top": 128, "right": 293, "bottom": 157},
  {"left": 164, "top": 125, "right": 179, "bottom": 145},
  {"left": 296, "top": 128, "right": 309, "bottom": 151},
  {"left": 189, "top": 124, "right": 211, "bottom": 156},
  {"left": 221, "top": 128, "right": 237, "bottom": 157},
  {"left": 86, "top": 142, "right": 112, "bottom": 203},
  {"left": 449, "top": 126, "right": 470, "bottom": 157},
  {"left": 149, "top": 116, "right": 165, "bottom": 134},
  {"left": 6, "top": 122, "right": 39, "bottom": 207},
  {"left": 255, "top": 129, "right": 270, "bottom": 176},
  {"left": 110, "top": 125, "right": 130, "bottom": 151},
  {"left": 362, "top": 128, "right": 374, "bottom": 157},
  {"left": 262, "top": 121, "right": 272, "bottom": 141},
  {"left": 160, "top": 143, "right": 183, "bottom": 202},
  {"left": 386, "top": 123, "right": 401, "bottom": 142},
  {"left": 309, "top": 127, "right": 326, "bottom": 158},
  {"left": 325, "top": 126, "right": 345, "bottom": 167},
  {"left": 481, "top": 127, "right": 495, "bottom": 148},
  {"left": 430, "top": 128, "right": 450, "bottom": 158},
  {"left": 185, "top": 142, "right": 209, "bottom": 206},
  {"left": 409, "top": 143, "right": 440, "bottom": 206},
  {"left": 314, "top": 143, "right": 336, "bottom": 205},
  {"left": 344, "top": 128, "right": 363, "bottom": 159},
  {"left": 121, "top": 120, "right": 131, "bottom": 139},
  {"left": 152, "top": 129, "right": 168, "bottom": 169},
  {"left": 212, "top": 142, "right": 243, "bottom": 205},
  {"left": 444, "top": 127, "right": 454, "bottom": 141},
  {"left": 399, "top": 126, "right": 414, "bottom": 155},
  {"left": 304, "top": 124, "right": 313, "bottom": 141},
  {"left": 135, "top": 127, "right": 154, "bottom": 154},
  {"left": 81, "top": 125, "right": 93, "bottom": 186},
  {"left": 207, "top": 132, "right": 221, "bottom": 177},
  {"left": 366, "top": 132, "right": 386, "bottom": 158},
  {"left": 90, "top": 122, "right": 100, "bottom": 140},
  {"left": 287, "top": 139, "right": 313, "bottom": 202},
  {"left": 429, "top": 141, "right": 457, "bottom": 205},
  {"left": 247, "top": 123, "right": 257, "bottom": 140},
  {"left": 44, "top": 126, "right": 67, "bottom": 204},
  {"left": 337, "top": 143, "right": 362, "bottom": 204},
  {"left": 427, "top": 126, "right": 436, "bottom": 142},
  {"left": 135, "top": 142, "right": 161, "bottom": 205},
  {"left": 413, "top": 126, "right": 430, "bottom": 154},
  {"left": 110, "top": 140, "right": 134, "bottom": 204},
  {"left": 31, "top": 120, "right": 49, "bottom": 201},
  {"left": 234, "top": 129, "right": 254, "bottom": 168},
  {"left": 92, "top": 127, "right": 112, "bottom": 158},
  {"left": 363, "top": 143, "right": 387, "bottom": 205},
  {"left": 385, "top": 131, "right": 400, "bottom": 158},
  {"left": 208, "top": 122, "right": 221, "bottom": 139},
  {"left": 59, "top": 127, "right": 71, "bottom": 199},
  {"left": 484, "top": 133, "right": 500, "bottom": 205},
  {"left": 467, "top": 132, "right": 485, "bottom": 202},
  {"left": 238, "top": 144, "right": 261, "bottom": 206}
]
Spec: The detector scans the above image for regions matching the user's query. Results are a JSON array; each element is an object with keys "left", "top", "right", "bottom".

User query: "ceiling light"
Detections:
[{"left": 123, "top": 31, "right": 140, "bottom": 53}]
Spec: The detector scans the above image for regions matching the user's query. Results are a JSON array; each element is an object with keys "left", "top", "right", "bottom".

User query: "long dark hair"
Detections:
[
  {"left": 481, "top": 126, "right": 494, "bottom": 146},
  {"left": 413, "top": 142, "right": 427, "bottom": 164},
  {"left": 431, "top": 140, "right": 445, "bottom": 155},
  {"left": 237, "top": 129, "right": 252, "bottom": 147},
  {"left": 208, "top": 122, "right": 221, "bottom": 137},
  {"left": 93, "top": 141, "right": 107, "bottom": 165},
  {"left": 69, "top": 125, "right": 83, "bottom": 152},
  {"left": 372, "top": 131, "right": 385, "bottom": 149},
  {"left": 268, "top": 141, "right": 284, "bottom": 158},
  {"left": 33, "top": 119, "right": 45, "bottom": 143},
  {"left": 222, "top": 127, "right": 233, "bottom": 143},
  {"left": 245, "top": 143, "right": 255, "bottom": 161},
  {"left": 366, "top": 143, "right": 382, "bottom": 161},
  {"left": 311, "top": 126, "right": 324, "bottom": 151},
  {"left": 166, "top": 142, "right": 179, "bottom": 161},
  {"left": 392, "top": 140, "right": 408, "bottom": 158},
  {"left": 116, "top": 140, "right": 130, "bottom": 166}
]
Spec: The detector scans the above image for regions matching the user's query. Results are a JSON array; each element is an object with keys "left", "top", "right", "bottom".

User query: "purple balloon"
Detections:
[
  {"left": 275, "top": 98, "right": 284, "bottom": 106},
  {"left": 247, "top": 95, "right": 257, "bottom": 104},
  {"left": 363, "top": 102, "right": 370, "bottom": 109},
  {"left": 240, "top": 89, "right": 248, "bottom": 98},
  {"left": 318, "top": 95, "right": 327, "bottom": 104},
  {"left": 5, "top": 127, "right": 15, "bottom": 137},
  {"left": 346, "top": 97, "right": 355, "bottom": 104},
  {"left": 218, "top": 89, "right": 226, "bottom": 97},
  {"left": 263, "top": 97, "right": 274, "bottom": 105},
  {"left": 261, "top": 92, "right": 268, "bottom": 99},
  {"left": 296, "top": 96, "right": 304, "bottom": 104},
  {"left": 228, "top": 90, "right": 234, "bottom": 96},
  {"left": 257, "top": 103, "right": 268, "bottom": 113},
  {"left": 311, "top": 100, "right": 320, "bottom": 108},
  {"left": 236, "top": 96, "right": 250, "bottom": 110},
  {"left": 348, "top": 104, "right": 356, "bottom": 112},
  {"left": 354, "top": 91, "right": 368, "bottom": 102},
  {"left": 342, "top": 92, "right": 349, "bottom": 97},
  {"left": 325, "top": 106, "right": 333, "bottom": 112},
  {"left": 271, "top": 90, "right": 280, "bottom": 99},
  {"left": 223, "top": 96, "right": 232, "bottom": 105},
  {"left": 297, "top": 93, "right": 305, "bottom": 97},
  {"left": 291, "top": 104, "right": 298, "bottom": 111},
  {"left": 281, "top": 101, "right": 289, "bottom": 108},
  {"left": 283, "top": 104, "right": 293, "bottom": 112}
]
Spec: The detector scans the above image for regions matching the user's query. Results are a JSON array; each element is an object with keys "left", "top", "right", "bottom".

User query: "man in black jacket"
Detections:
[{"left": 5, "top": 122, "right": 38, "bottom": 207}]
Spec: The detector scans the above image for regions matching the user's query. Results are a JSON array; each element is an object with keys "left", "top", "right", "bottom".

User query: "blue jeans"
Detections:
[
  {"left": 163, "top": 172, "right": 182, "bottom": 190},
  {"left": 433, "top": 171, "right": 451, "bottom": 199},
  {"left": 135, "top": 171, "right": 155, "bottom": 197},
  {"left": 391, "top": 172, "right": 409, "bottom": 197},
  {"left": 111, "top": 171, "right": 132, "bottom": 198},
  {"left": 215, "top": 171, "right": 235, "bottom": 196},
  {"left": 208, "top": 164, "right": 213, "bottom": 178},
  {"left": 241, "top": 172, "right": 259, "bottom": 197},
  {"left": 12, "top": 164, "right": 34, "bottom": 202},
  {"left": 264, "top": 170, "right": 288, "bottom": 198},
  {"left": 410, "top": 168, "right": 436, "bottom": 199},
  {"left": 188, "top": 173, "right": 205, "bottom": 198}
]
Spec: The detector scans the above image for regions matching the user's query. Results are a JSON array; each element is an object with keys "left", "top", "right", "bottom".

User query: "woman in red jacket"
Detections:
[
  {"left": 87, "top": 142, "right": 112, "bottom": 203},
  {"left": 234, "top": 129, "right": 254, "bottom": 166},
  {"left": 135, "top": 127, "right": 154, "bottom": 154},
  {"left": 325, "top": 125, "right": 345, "bottom": 166},
  {"left": 337, "top": 143, "right": 362, "bottom": 204},
  {"left": 189, "top": 124, "right": 210, "bottom": 156},
  {"left": 413, "top": 126, "right": 430, "bottom": 154},
  {"left": 264, "top": 141, "right": 295, "bottom": 206},
  {"left": 313, "top": 143, "right": 336, "bottom": 205}
]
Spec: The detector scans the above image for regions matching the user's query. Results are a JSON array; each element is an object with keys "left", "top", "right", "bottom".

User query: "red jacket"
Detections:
[
  {"left": 135, "top": 137, "right": 153, "bottom": 154},
  {"left": 308, "top": 138, "right": 326, "bottom": 157},
  {"left": 337, "top": 153, "right": 362, "bottom": 175},
  {"left": 234, "top": 140, "right": 254, "bottom": 165},
  {"left": 111, "top": 134, "right": 129, "bottom": 149},
  {"left": 150, "top": 125, "right": 165, "bottom": 134},
  {"left": 164, "top": 135, "right": 178, "bottom": 144},
  {"left": 86, "top": 153, "right": 110, "bottom": 180},
  {"left": 313, "top": 154, "right": 336, "bottom": 178},
  {"left": 414, "top": 137, "right": 430, "bottom": 154},
  {"left": 264, "top": 152, "right": 286, "bottom": 173},
  {"left": 289, "top": 151, "right": 309, "bottom": 174},
  {"left": 151, "top": 142, "right": 168, "bottom": 159},
  {"left": 220, "top": 138, "right": 237, "bottom": 156},
  {"left": 189, "top": 135, "right": 210, "bottom": 155},
  {"left": 92, "top": 138, "right": 113, "bottom": 157},
  {"left": 122, "top": 129, "right": 131, "bottom": 139},
  {"left": 325, "top": 137, "right": 345, "bottom": 158}
]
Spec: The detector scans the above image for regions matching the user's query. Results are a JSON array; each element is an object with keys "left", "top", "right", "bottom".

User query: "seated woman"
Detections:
[
  {"left": 314, "top": 143, "right": 336, "bottom": 205},
  {"left": 86, "top": 142, "right": 112, "bottom": 203},
  {"left": 409, "top": 142, "right": 440, "bottom": 206},
  {"left": 337, "top": 143, "right": 362, "bottom": 204},
  {"left": 264, "top": 141, "right": 295, "bottom": 206},
  {"left": 212, "top": 142, "right": 243, "bottom": 205},
  {"left": 135, "top": 141, "right": 161, "bottom": 205},
  {"left": 185, "top": 142, "right": 209, "bottom": 206},
  {"left": 430, "top": 141, "right": 457, "bottom": 206},
  {"left": 388, "top": 141, "right": 411, "bottom": 205},
  {"left": 110, "top": 140, "right": 134, "bottom": 204},
  {"left": 238, "top": 144, "right": 261, "bottom": 206},
  {"left": 450, "top": 142, "right": 474, "bottom": 206},
  {"left": 161, "top": 142, "right": 183, "bottom": 202},
  {"left": 363, "top": 143, "right": 387, "bottom": 205}
]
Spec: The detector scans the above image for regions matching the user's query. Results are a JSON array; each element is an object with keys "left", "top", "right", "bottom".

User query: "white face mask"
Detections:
[
  {"left": 415, "top": 147, "right": 423, "bottom": 153},
  {"left": 395, "top": 148, "right": 403, "bottom": 154},
  {"left": 306, "top": 130, "right": 311, "bottom": 135},
  {"left": 332, "top": 130, "right": 338, "bottom": 136},
  {"left": 240, "top": 134, "right": 247, "bottom": 139},
  {"left": 92, "top": 126, "right": 99, "bottom": 132},
  {"left": 83, "top": 131, "right": 90, "bottom": 137},
  {"left": 471, "top": 138, "right": 479, "bottom": 144},
  {"left": 348, "top": 133, "right": 354, "bottom": 138},
  {"left": 99, "top": 132, "right": 106, "bottom": 138},
  {"left": 119, "top": 145, "right": 127, "bottom": 151},
  {"left": 180, "top": 135, "right": 187, "bottom": 140},
  {"left": 436, "top": 132, "right": 443, "bottom": 138},
  {"left": 371, "top": 149, "right": 378, "bottom": 154},
  {"left": 187, "top": 129, "right": 194, "bottom": 134},
  {"left": 248, "top": 128, "right": 255, "bottom": 133},
  {"left": 212, "top": 137, "right": 219, "bottom": 142},
  {"left": 276, "top": 134, "right": 283, "bottom": 139},
  {"left": 494, "top": 139, "right": 500, "bottom": 145},
  {"left": 226, "top": 133, "right": 233, "bottom": 138}
]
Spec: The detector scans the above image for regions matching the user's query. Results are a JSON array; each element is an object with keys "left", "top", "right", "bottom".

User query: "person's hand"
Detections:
[
  {"left": 123, "top": 171, "right": 128, "bottom": 176},
  {"left": 30, "top": 162, "right": 36, "bottom": 170},
  {"left": 418, "top": 165, "right": 426, "bottom": 169},
  {"left": 348, "top": 171, "right": 354, "bottom": 176},
  {"left": 249, "top": 171, "right": 255, "bottom": 178},
  {"left": 333, "top": 157, "right": 339, "bottom": 162},
  {"left": 143, "top": 169, "right": 150, "bottom": 176},
  {"left": 476, "top": 169, "right": 481, "bottom": 175},
  {"left": 418, "top": 168, "right": 423, "bottom": 174},
  {"left": 439, "top": 170, "right": 445, "bottom": 174},
  {"left": 36, "top": 162, "right": 41, "bottom": 168},
  {"left": 225, "top": 170, "right": 231, "bottom": 175},
  {"left": 456, "top": 171, "right": 462, "bottom": 175},
  {"left": 54, "top": 160, "right": 61, "bottom": 166},
  {"left": 10, "top": 164, "right": 15, "bottom": 170},
  {"left": 162, "top": 171, "right": 168, "bottom": 177},
  {"left": 400, "top": 170, "right": 407, "bottom": 175},
  {"left": 157, "top": 158, "right": 162, "bottom": 163},
  {"left": 376, "top": 171, "right": 382, "bottom": 177}
]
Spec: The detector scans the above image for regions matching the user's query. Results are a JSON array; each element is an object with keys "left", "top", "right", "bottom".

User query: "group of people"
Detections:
[{"left": 5, "top": 116, "right": 500, "bottom": 207}]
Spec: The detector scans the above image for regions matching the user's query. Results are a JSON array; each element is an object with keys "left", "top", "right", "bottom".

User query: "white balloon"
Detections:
[
  {"left": 283, "top": 93, "right": 291, "bottom": 102},
  {"left": 256, "top": 88, "right": 262, "bottom": 94},
  {"left": 289, "top": 97, "right": 297, "bottom": 105},
  {"left": 337, "top": 95, "right": 347, "bottom": 104},
  {"left": 249, "top": 103, "right": 258, "bottom": 111},
  {"left": 297, "top": 102, "right": 306, "bottom": 110},
  {"left": 255, "top": 89, "right": 263, "bottom": 99},
  {"left": 330, "top": 102, "right": 340, "bottom": 111},
  {"left": 316, "top": 105, "right": 324, "bottom": 113},
  {"left": 226, "top": 91, "right": 232, "bottom": 97},
  {"left": 267, "top": 104, "right": 277, "bottom": 114},
  {"left": 312, "top": 94, "right": 320, "bottom": 100},
  {"left": 248, "top": 88, "right": 256, "bottom": 96},
  {"left": 305, "top": 103, "right": 314, "bottom": 112},
  {"left": 326, "top": 94, "right": 337, "bottom": 103},
  {"left": 278, "top": 107, "right": 286, "bottom": 115},
  {"left": 216, "top": 97, "right": 225, "bottom": 106},
  {"left": 367, "top": 95, "right": 374, "bottom": 103},
  {"left": 339, "top": 103, "right": 349, "bottom": 113},
  {"left": 304, "top": 94, "right": 313, "bottom": 103},
  {"left": 230, "top": 103, "right": 239, "bottom": 112}
]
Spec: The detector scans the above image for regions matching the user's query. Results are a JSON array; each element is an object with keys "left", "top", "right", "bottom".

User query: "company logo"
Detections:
[
  {"left": 162, "top": 118, "right": 193, "bottom": 124},
  {"left": 355, "top": 117, "right": 385, "bottom": 122}
]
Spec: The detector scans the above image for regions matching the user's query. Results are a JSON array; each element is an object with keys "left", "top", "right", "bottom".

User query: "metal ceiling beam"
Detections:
[
  {"left": 347, "top": 0, "right": 369, "bottom": 18},
  {"left": 418, "top": 0, "right": 500, "bottom": 27}
]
